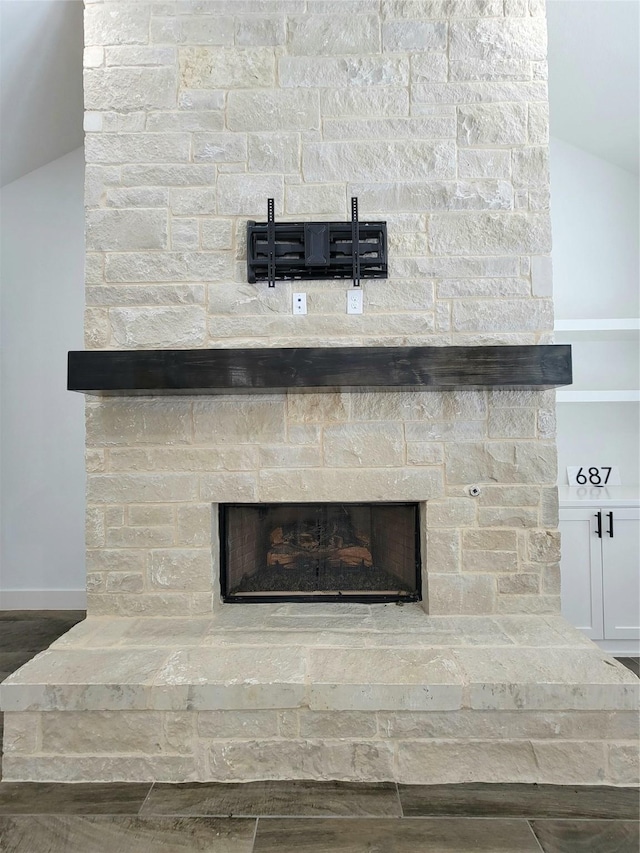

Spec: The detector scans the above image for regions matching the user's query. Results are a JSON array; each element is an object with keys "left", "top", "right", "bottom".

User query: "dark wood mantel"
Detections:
[{"left": 67, "top": 345, "right": 572, "bottom": 396}]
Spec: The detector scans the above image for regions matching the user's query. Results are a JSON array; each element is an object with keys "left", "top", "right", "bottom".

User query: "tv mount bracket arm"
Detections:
[{"left": 247, "top": 197, "right": 387, "bottom": 288}]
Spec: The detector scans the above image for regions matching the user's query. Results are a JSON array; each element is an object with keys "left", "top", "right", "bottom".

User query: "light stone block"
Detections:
[
  {"left": 531, "top": 255, "right": 553, "bottom": 297},
  {"left": 85, "top": 4, "right": 151, "bottom": 46},
  {"left": 381, "top": 0, "right": 503, "bottom": 16},
  {"left": 308, "top": 648, "right": 463, "bottom": 712},
  {"left": 513, "top": 146, "right": 549, "bottom": 186},
  {"left": 191, "top": 134, "right": 248, "bottom": 164},
  {"left": 109, "top": 447, "right": 259, "bottom": 473},
  {"left": 236, "top": 17, "right": 286, "bottom": 46},
  {"left": 280, "top": 56, "right": 409, "bottom": 88},
  {"left": 428, "top": 573, "right": 497, "bottom": 615},
  {"left": 87, "top": 474, "right": 198, "bottom": 505},
  {"left": 85, "top": 133, "right": 190, "bottom": 164},
  {"left": 488, "top": 408, "right": 537, "bottom": 438},
  {"left": 258, "top": 468, "right": 443, "bottom": 503},
  {"left": 322, "top": 423, "right": 405, "bottom": 468},
  {"left": 177, "top": 16, "right": 235, "bottom": 46},
  {"left": 206, "top": 740, "right": 395, "bottom": 783},
  {"left": 110, "top": 306, "right": 206, "bottom": 348},
  {"left": 105, "top": 46, "right": 175, "bottom": 66},
  {"left": 228, "top": 90, "right": 319, "bottom": 133},
  {"left": 259, "top": 445, "right": 322, "bottom": 468},
  {"left": 105, "top": 252, "right": 233, "bottom": 283},
  {"left": 450, "top": 59, "right": 532, "bottom": 82},
  {"left": 407, "top": 443, "right": 444, "bottom": 466},
  {"left": 177, "top": 505, "right": 213, "bottom": 547},
  {"left": 208, "top": 283, "right": 291, "bottom": 316},
  {"left": 529, "top": 102, "right": 550, "bottom": 144},
  {"left": 457, "top": 149, "right": 512, "bottom": 179},
  {"left": 286, "top": 184, "right": 345, "bottom": 215},
  {"left": 426, "top": 530, "right": 460, "bottom": 573},
  {"left": 288, "top": 15, "right": 380, "bottom": 55},
  {"left": 321, "top": 88, "right": 409, "bottom": 117},
  {"left": 149, "top": 551, "right": 212, "bottom": 592},
  {"left": 303, "top": 141, "right": 456, "bottom": 183},
  {"left": 104, "top": 571, "right": 145, "bottom": 594},
  {"left": 450, "top": 18, "right": 547, "bottom": 62},
  {"left": 498, "top": 573, "right": 540, "bottom": 594},
  {"left": 87, "top": 285, "right": 205, "bottom": 307},
  {"left": 429, "top": 213, "right": 552, "bottom": 256},
  {"left": 248, "top": 133, "right": 300, "bottom": 174},
  {"left": 350, "top": 180, "right": 512, "bottom": 213},
  {"left": 462, "top": 551, "right": 518, "bottom": 572},
  {"left": 383, "top": 20, "right": 447, "bottom": 52},
  {"left": 446, "top": 441, "right": 557, "bottom": 486},
  {"left": 84, "top": 68, "right": 177, "bottom": 111},
  {"left": 106, "top": 526, "right": 175, "bottom": 548},
  {"left": 197, "top": 711, "right": 280, "bottom": 738},
  {"left": 194, "top": 399, "right": 286, "bottom": 444},
  {"left": 86, "top": 210, "right": 167, "bottom": 252},
  {"left": 458, "top": 104, "right": 528, "bottom": 146},
  {"left": 397, "top": 739, "right": 540, "bottom": 784},
  {"left": 411, "top": 81, "right": 548, "bottom": 106},
  {"left": 122, "top": 164, "right": 216, "bottom": 186},
  {"left": 437, "top": 278, "right": 529, "bottom": 299},
  {"left": 528, "top": 530, "right": 561, "bottom": 563},
  {"left": 217, "top": 174, "right": 284, "bottom": 215},
  {"left": 427, "top": 499, "right": 476, "bottom": 528},
  {"left": 179, "top": 47, "right": 275, "bottom": 89},
  {"left": 608, "top": 743, "right": 640, "bottom": 786},
  {"left": 287, "top": 392, "right": 350, "bottom": 423},
  {"left": 323, "top": 116, "right": 455, "bottom": 141},
  {"left": 411, "top": 53, "right": 448, "bottom": 82},
  {"left": 200, "top": 220, "right": 233, "bottom": 250}
]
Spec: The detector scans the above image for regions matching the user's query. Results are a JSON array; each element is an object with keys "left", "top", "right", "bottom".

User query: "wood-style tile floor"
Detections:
[{"left": 0, "top": 611, "right": 638, "bottom": 853}]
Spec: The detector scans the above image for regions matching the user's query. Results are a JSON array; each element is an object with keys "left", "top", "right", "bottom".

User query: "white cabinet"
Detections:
[{"left": 559, "top": 489, "right": 640, "bottom": 654}]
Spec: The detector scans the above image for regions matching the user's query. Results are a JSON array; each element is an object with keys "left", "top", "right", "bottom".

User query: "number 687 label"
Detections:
[{"left": 567, "top": 466, "right": 621, "bottom": 487}]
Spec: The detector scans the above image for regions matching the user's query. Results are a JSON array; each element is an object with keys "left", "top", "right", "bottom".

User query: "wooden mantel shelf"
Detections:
[{"left": 67, "top": 345, "right": 572, "bottom": 396}]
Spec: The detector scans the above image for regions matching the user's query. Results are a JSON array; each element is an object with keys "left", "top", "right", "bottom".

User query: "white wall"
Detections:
[
  {"left": 550, "top": 137, "right": 640, "bottom": 485},
  {"left": 0, "top": 148, "right": 86, "bottom": 608},
  {"left": 550, "top": 136, "right": 639, "bottom": 319}
]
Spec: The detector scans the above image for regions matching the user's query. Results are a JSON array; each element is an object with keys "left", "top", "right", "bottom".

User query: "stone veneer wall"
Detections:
[{"left": 83, "top": 0, "right": 561, "bottom": 618}]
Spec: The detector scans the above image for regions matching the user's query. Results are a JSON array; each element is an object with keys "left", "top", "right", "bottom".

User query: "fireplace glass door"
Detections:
[{"left": 220, "top": 502, "right": 420, "bottom": 603}]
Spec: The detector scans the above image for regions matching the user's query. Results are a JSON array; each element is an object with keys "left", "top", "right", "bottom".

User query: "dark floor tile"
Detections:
[
  {"left": 0, "top": 782, "right": 153, "bottom": 815},
  {"left": 616, "top": 657, "right": 640, "bottom": 678},
  {"left": 530, "top": 819, "right": 640, "bottom": 853},
  {"left": 0, "top": 815, "right": 255, "bottom": 853},
  {"left": 399, "top": 783, "right": 640, "bottom": 819},
  {"left": 0, "top": 611, "right": 86, "bottom": 623},
  {"left": 0, "top": 653, "right": 39, "bottom": 675},
  {"left": 253, "top": 817, "right": 540, "bottom": 852},
  {"left": 0, "top": 619, "right": 85, "bottom": 653},
  {"left": 142, "top": 780, "right": 401, "bottom": 817}
]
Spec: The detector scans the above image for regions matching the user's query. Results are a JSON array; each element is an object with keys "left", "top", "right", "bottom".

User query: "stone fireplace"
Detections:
[{"left": 1, "top": 0, "right": 637, "bottom": 785}]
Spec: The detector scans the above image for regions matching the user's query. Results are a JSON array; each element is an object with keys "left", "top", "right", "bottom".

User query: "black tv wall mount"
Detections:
[{"left": 247, "top": 197, "right": 387, "bottom": 287}]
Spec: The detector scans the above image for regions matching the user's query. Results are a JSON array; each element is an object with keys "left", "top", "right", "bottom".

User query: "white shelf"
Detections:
[
  {"left": 556, "top": 390, "right": 640, "bottom": 403},
  {"left": 555, "top": 319, "right": 640, "bottom": 341},
  {"left": 559, "top": 486, "right": 639, "bottom": 507}
]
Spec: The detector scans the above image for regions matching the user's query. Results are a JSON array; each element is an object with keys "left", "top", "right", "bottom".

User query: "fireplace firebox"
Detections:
[{"left": 220, "top": 502, "right": 421, "bottom": 603}]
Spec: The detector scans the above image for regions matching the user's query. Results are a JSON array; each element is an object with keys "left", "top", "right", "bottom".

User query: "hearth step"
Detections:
[{"left": 1, "top": 609, "right": 637, "bottom": 785}]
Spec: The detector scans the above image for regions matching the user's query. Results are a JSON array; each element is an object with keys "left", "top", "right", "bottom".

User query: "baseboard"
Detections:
[{"left": 0, "top": 589, "right": 87, "bottom": 610}]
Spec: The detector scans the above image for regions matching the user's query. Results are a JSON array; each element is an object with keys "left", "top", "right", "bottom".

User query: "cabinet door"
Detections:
[
  {"left": 602, "top": 508, "right": 640, "bottom": 640},
  {"left": 559, "top": 508, "right": 604, "bottom": 639}
]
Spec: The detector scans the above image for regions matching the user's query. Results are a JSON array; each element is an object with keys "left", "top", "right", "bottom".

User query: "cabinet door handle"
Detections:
[
  {"left": 606, "top": 512, "right": 614, "bottom": 538},
  {"left": 595, "top": 511, "right": 602, "bottom": 538}
]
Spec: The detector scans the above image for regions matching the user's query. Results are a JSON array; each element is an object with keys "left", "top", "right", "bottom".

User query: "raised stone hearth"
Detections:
[{"left": 2, "top": 606, "right": 638, "bottom": 783}]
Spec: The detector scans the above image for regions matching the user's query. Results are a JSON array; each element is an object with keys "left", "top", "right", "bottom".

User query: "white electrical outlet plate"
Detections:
[
  {"left": 347, "top": 288, "right": 363, "bottom": 314},
  {"left": 293, "top": 292, "right": 307, "bottom": 315}
]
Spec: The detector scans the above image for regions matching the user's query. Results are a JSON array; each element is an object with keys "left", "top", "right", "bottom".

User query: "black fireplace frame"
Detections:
[{"left": 219, "top": 501, "right": 422, "bottom": 604}]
